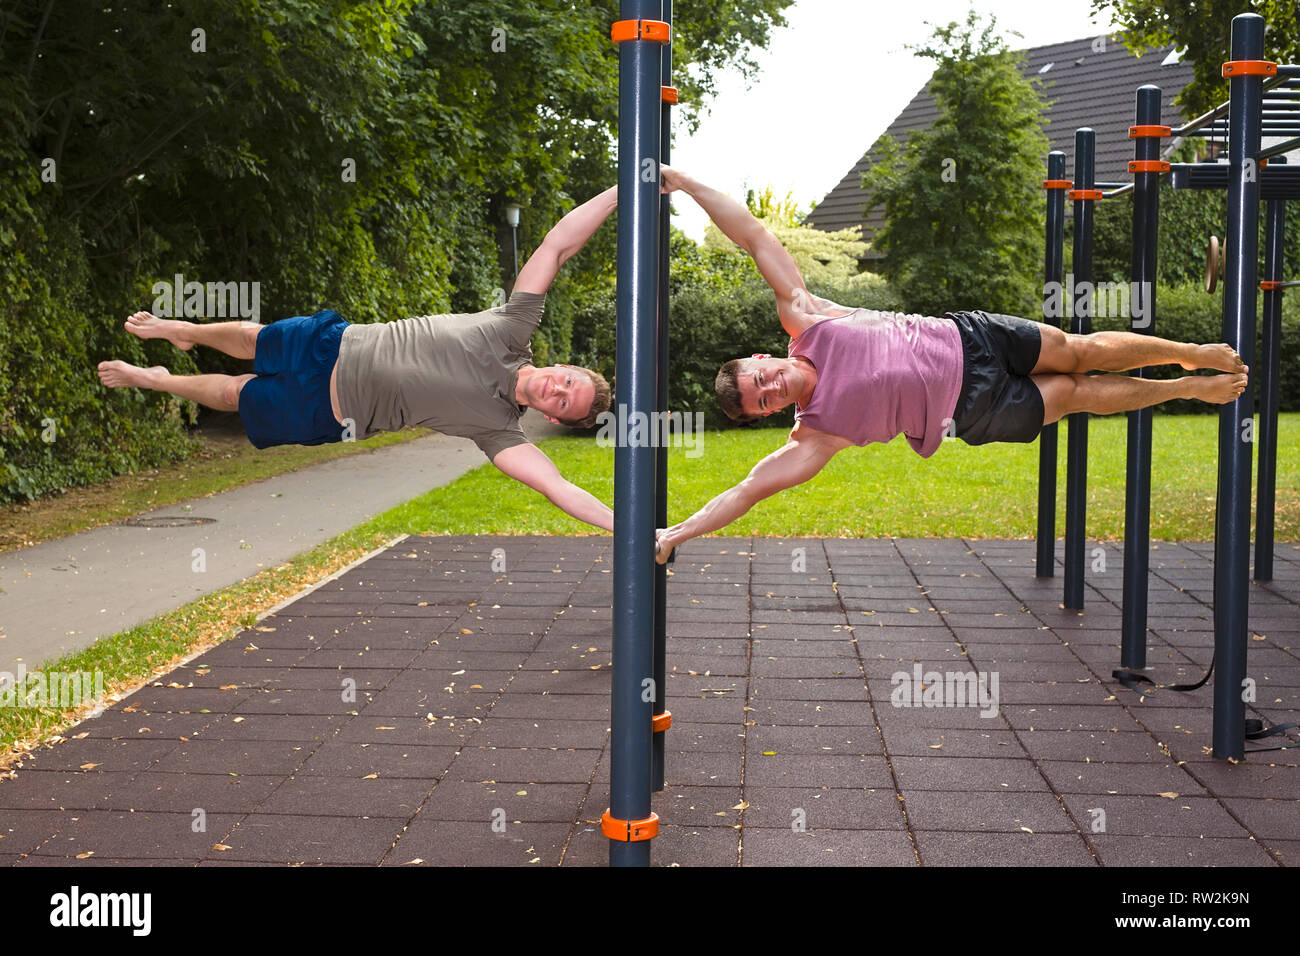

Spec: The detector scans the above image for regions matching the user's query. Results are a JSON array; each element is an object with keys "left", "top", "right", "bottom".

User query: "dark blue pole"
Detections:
[
  {"left": 1037, "top": 151, "right": 1066, "bottom": 578},
  {"left": 1255, "top": 157, "right": 1284, "bottom": 582},
  {"left": 1121, "top": 88, "right": 1162, "bottom": 670},
  {"left": 610, "top": 0, "right": 662, "bottom": 865},
  {"left": 651, "top": 0, "right": 672, "bottom": 793},
  {"left": 1213, "top": 12, "right": 1263, "bottom": 761},
  {"left": 1063, "top": 129, "right": 1095, "bottom": 611}
]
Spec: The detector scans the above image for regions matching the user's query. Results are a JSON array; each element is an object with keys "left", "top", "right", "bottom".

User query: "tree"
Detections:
[
  {"left": 702, "top": 185, "right": 869, "bottom": 285},
  {"left": 1095, "top": 0, "right": 1300, "bottom": 117},
  {"left": 0, "top": 0, "right": 794, "bottom": 502},
  {"left": 860, "top": 11, "right": 1050, "bottom": 317}
]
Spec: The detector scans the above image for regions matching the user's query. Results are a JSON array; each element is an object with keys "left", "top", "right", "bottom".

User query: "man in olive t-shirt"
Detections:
[
  {"left": 97, "top": 185, "right": 622, "bottom": 532},
  {"left": 335, "top": 290, "right": 554, "bottom": 462}
]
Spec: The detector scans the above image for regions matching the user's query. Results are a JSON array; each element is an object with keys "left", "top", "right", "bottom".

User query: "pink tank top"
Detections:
[{"left": 789, "top": 309, "right": 965, "bottom": 458}]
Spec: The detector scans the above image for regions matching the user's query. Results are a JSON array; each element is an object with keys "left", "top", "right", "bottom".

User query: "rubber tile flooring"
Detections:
[{"left": 1, "top": 535, "right": 1297, "bottom": 867}]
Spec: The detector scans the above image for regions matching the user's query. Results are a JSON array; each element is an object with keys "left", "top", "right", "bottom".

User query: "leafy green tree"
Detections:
[
  {"left": 861, "top": 11, "right": 1050, "bottom": 317},
  {"left": 0, "top": 0, "right": 793, "bottom": 502},
  {"left": 701, "top": 184, "right": 868, "bottom": 285},
  {"left": 1095, "top": 0, "right": 1300, "bottom": 116}
]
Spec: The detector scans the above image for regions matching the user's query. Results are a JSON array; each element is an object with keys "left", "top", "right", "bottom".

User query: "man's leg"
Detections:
[
  {"left": 97, "top": 361, "right": 256, "bottom": 412},
  {"left": 123, "top": 311, "right": 261, "bottom": 360},
  {"left": 1034, "top": 371, "right": 1249, "bottom": 426},
  {"left": 1032, "top": 324, "right": 1248, "bottom": 376}
]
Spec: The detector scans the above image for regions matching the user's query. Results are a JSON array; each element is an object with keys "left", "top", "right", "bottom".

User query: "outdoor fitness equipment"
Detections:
[
  {"left": 1037, "top": 12, "right": 1294, "bottom": 760},
  {"left": 604, "top": 0, "right": 675, "bottom": 867}
]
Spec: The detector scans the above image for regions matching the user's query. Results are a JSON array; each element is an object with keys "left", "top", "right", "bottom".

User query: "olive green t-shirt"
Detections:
[{"left": 334, "top": 292, "right": 544, "bottom": 461}]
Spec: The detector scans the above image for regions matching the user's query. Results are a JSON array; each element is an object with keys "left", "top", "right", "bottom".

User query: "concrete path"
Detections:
[
  {"left": 0, "top": 412, "right": 573, "bottom": 675},
  {"left": 0, "top": 535, "right": 1295, "bottom": 867}
]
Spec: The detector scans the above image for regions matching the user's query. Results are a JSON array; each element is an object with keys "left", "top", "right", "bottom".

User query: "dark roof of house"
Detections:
[{"left": 804, "top": 35, "right": 1197, "bottom": 252}]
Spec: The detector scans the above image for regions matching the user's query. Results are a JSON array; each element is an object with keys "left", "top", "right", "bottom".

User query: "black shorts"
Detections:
[{"left": 946, "top": 311, "right": 1045, "bottom": 445}]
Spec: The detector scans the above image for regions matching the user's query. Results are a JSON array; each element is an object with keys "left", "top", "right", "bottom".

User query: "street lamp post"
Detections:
[{"left": 505, "top": 203, "right": 522, "bottom": 278}]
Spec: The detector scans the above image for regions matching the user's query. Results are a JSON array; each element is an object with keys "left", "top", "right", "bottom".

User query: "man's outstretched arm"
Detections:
[
  {"left": 655, "top": 426, "right": 848, "bottom": 562},
  {"left": 513, "top": 186, "right": 619, "bottom": 296},
  {"left": 660, "top": 166, "right": 814, "bottom": 338},
  {"left": 491, "top": 442, "right": 613, "bottom": 532}
]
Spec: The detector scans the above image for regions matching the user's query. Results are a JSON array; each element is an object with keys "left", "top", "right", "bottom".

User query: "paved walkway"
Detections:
[
  {"left": 0, "top": 412, "right": 570, "bottom": 675},
  {"left": 1, "top": 535, "right": 1295, "bottom": 866}
]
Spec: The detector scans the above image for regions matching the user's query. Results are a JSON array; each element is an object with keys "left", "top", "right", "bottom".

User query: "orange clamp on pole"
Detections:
[
  {"left": 1068, "top": 188, "right": 1104, "bottom": 201},
  {"left": 1129, "top": 160, "right": 1171, "bottom": 174},
  {"left": 652, "top": 710, "right": 672, "bottom": 733},
  {"left": 1042, "top": 179, "right": 1072, "bottom": 190},
  {"left": 1261, "top": 279, "right": 1283, "bottom": 291},
  {"left": 1222, "top": 59, "right": 1277, "bottom": 76},
  {"left": 601, "top": 809, "right": 660, "bottom": 842},
  {"left": 661, "top": 86, "right": 679, "bottom": 104},
  {"left": 611, "top": 19, "right": 672, "bottom": 45},
  {"left": 1129, "top": 124, "right": 1172, "bottom": 138}
]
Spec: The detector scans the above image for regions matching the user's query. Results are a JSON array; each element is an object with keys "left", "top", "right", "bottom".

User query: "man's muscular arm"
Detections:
[
  {"left": 513, "top": 185, "right": 619, "bottom": 297},
  {"left": 655, "top": 425, "right": 849, "bottom": 562},
  {"left": 492, "top": 442, "right": 613, "bottom": 532},
  {"left": 659, "top": 166, "right": 815, "bottom": 338}
]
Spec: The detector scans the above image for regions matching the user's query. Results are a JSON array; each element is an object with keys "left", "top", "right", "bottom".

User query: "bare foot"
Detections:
[
  {"left": 97, "top": 360, "right": 166, "bottom": 390},
  {"left": 1180, "top": 343, "right": 1247, "bottom": 374},
  {"left": 1189, "top": 372, "right": 1249, "bottom": 405},
  {"left": 124, "top": 311, "right": 194, "bottom": 350}
]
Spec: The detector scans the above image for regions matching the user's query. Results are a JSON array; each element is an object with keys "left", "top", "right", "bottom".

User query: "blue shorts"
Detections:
[{"left": 238, "top": 310, "right": 349, "bottom": 449}]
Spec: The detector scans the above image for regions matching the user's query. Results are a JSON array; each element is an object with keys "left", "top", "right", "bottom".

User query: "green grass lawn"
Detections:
[{"left": 406, "top": 413, "right": 1300, "bottom": 542}]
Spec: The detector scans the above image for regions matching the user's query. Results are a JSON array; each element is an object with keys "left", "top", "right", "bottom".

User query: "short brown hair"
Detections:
[
  {"left": 557, "top": 366, "right": 611, "bottom": 429},
  {"left": 715, "top": 359, "right": 758, "bottom": 422}
]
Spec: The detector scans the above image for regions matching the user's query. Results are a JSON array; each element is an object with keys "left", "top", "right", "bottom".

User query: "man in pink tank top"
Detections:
[{"left": 654, "top": 166, "right": 1250, "bottom": 562}]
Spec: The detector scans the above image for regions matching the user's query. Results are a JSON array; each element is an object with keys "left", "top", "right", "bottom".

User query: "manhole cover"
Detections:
[{"left": 121, "top": 516, "right": 217, "bottom": 528}]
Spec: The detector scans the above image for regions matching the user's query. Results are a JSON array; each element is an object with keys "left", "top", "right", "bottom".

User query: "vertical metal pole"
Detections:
[
  {"left": 1121, "top": 88, "right": 1162, "bottom": 670},
  {"left": 1213, "top": 12, "right": 1263, "bottom": 761},
  {"left": 1063, "top": 129, "right": 1095, "bottom": 611},
  {"left": 610, "top": 0, "right": 661, "bottom": 865},
  {"left": 651, "top": 0, "right": 672, "bottom": 793},
  {"left": 1255, "top": 157, "right": 1284, "bottom": 582},
  {"left": 1037, "top": 151, "right": 1066, "bottom": 578}
]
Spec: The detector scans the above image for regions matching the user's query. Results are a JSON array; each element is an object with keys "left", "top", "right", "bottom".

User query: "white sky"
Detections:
[{"left": 672, "top": 0, "right": 1122, "bottom": 239}]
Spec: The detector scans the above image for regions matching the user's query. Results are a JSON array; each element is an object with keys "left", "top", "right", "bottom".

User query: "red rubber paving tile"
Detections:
[
  {"left": 448, "top": 747, "right": 603, "bottom": 784},
  {"left": 147, "top": 739, "right": 314, "bottom": 776},
  {"left": 419, "top": 780, "right": 590, "bottom": 822},
  {"left": 467, "top": 718, "right": 607, "bottom": 750},
  {"left": 914, "top": 831, "right": 1096, "bottom": 866},
  {"left": 741, "top": 786, "right": 908, "bottom": 829},
  {"left": 1, "top": 809, "right": 81, "bottom": 855},
  {"left": 902, "top": 790, "right": 1078, "bottom": 833},
  {"left": 98, "top": 773, "right": 283, "bottom": 814},
  {"left": 888, "top": 755, "right": 1050, "bottom": 792},
  {"left": 382, "top": 820, "right": 572, "bottom": 866},
  {"left": 882, "top": 728, "right": 1022, "bottom": 757},
  {"left": 744, "top": 828, "right": 917, "bottom": 866},
  {"left": 295, "top": 743, "right": 459, "bottom": 778},
  {"left": 0, "top": 769, "right": 132, "bottom": 811},
  {"left": 11, "top": 738, "right": 178, "bottom": 774},
  {"left": 1059, "top": 794, "right": 1250, "bottom": 838},
  {"left": 744, "top": 754, "right": 892, "bottom": 789},
  {"left": 1087, "top": 834, "right": 1279, "bottom": 866},
  {"left": 215, "top": 815, "right": 403, "bottom": 864},
  {"left": 257, "top": 774, "right": 435, "bottom": 818},
  {"left": 33, "top": 810, "right": 245, "bottom": 860},
  {"left": 1037, "top": 759, "right": 1203, "bottom": 796}
]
